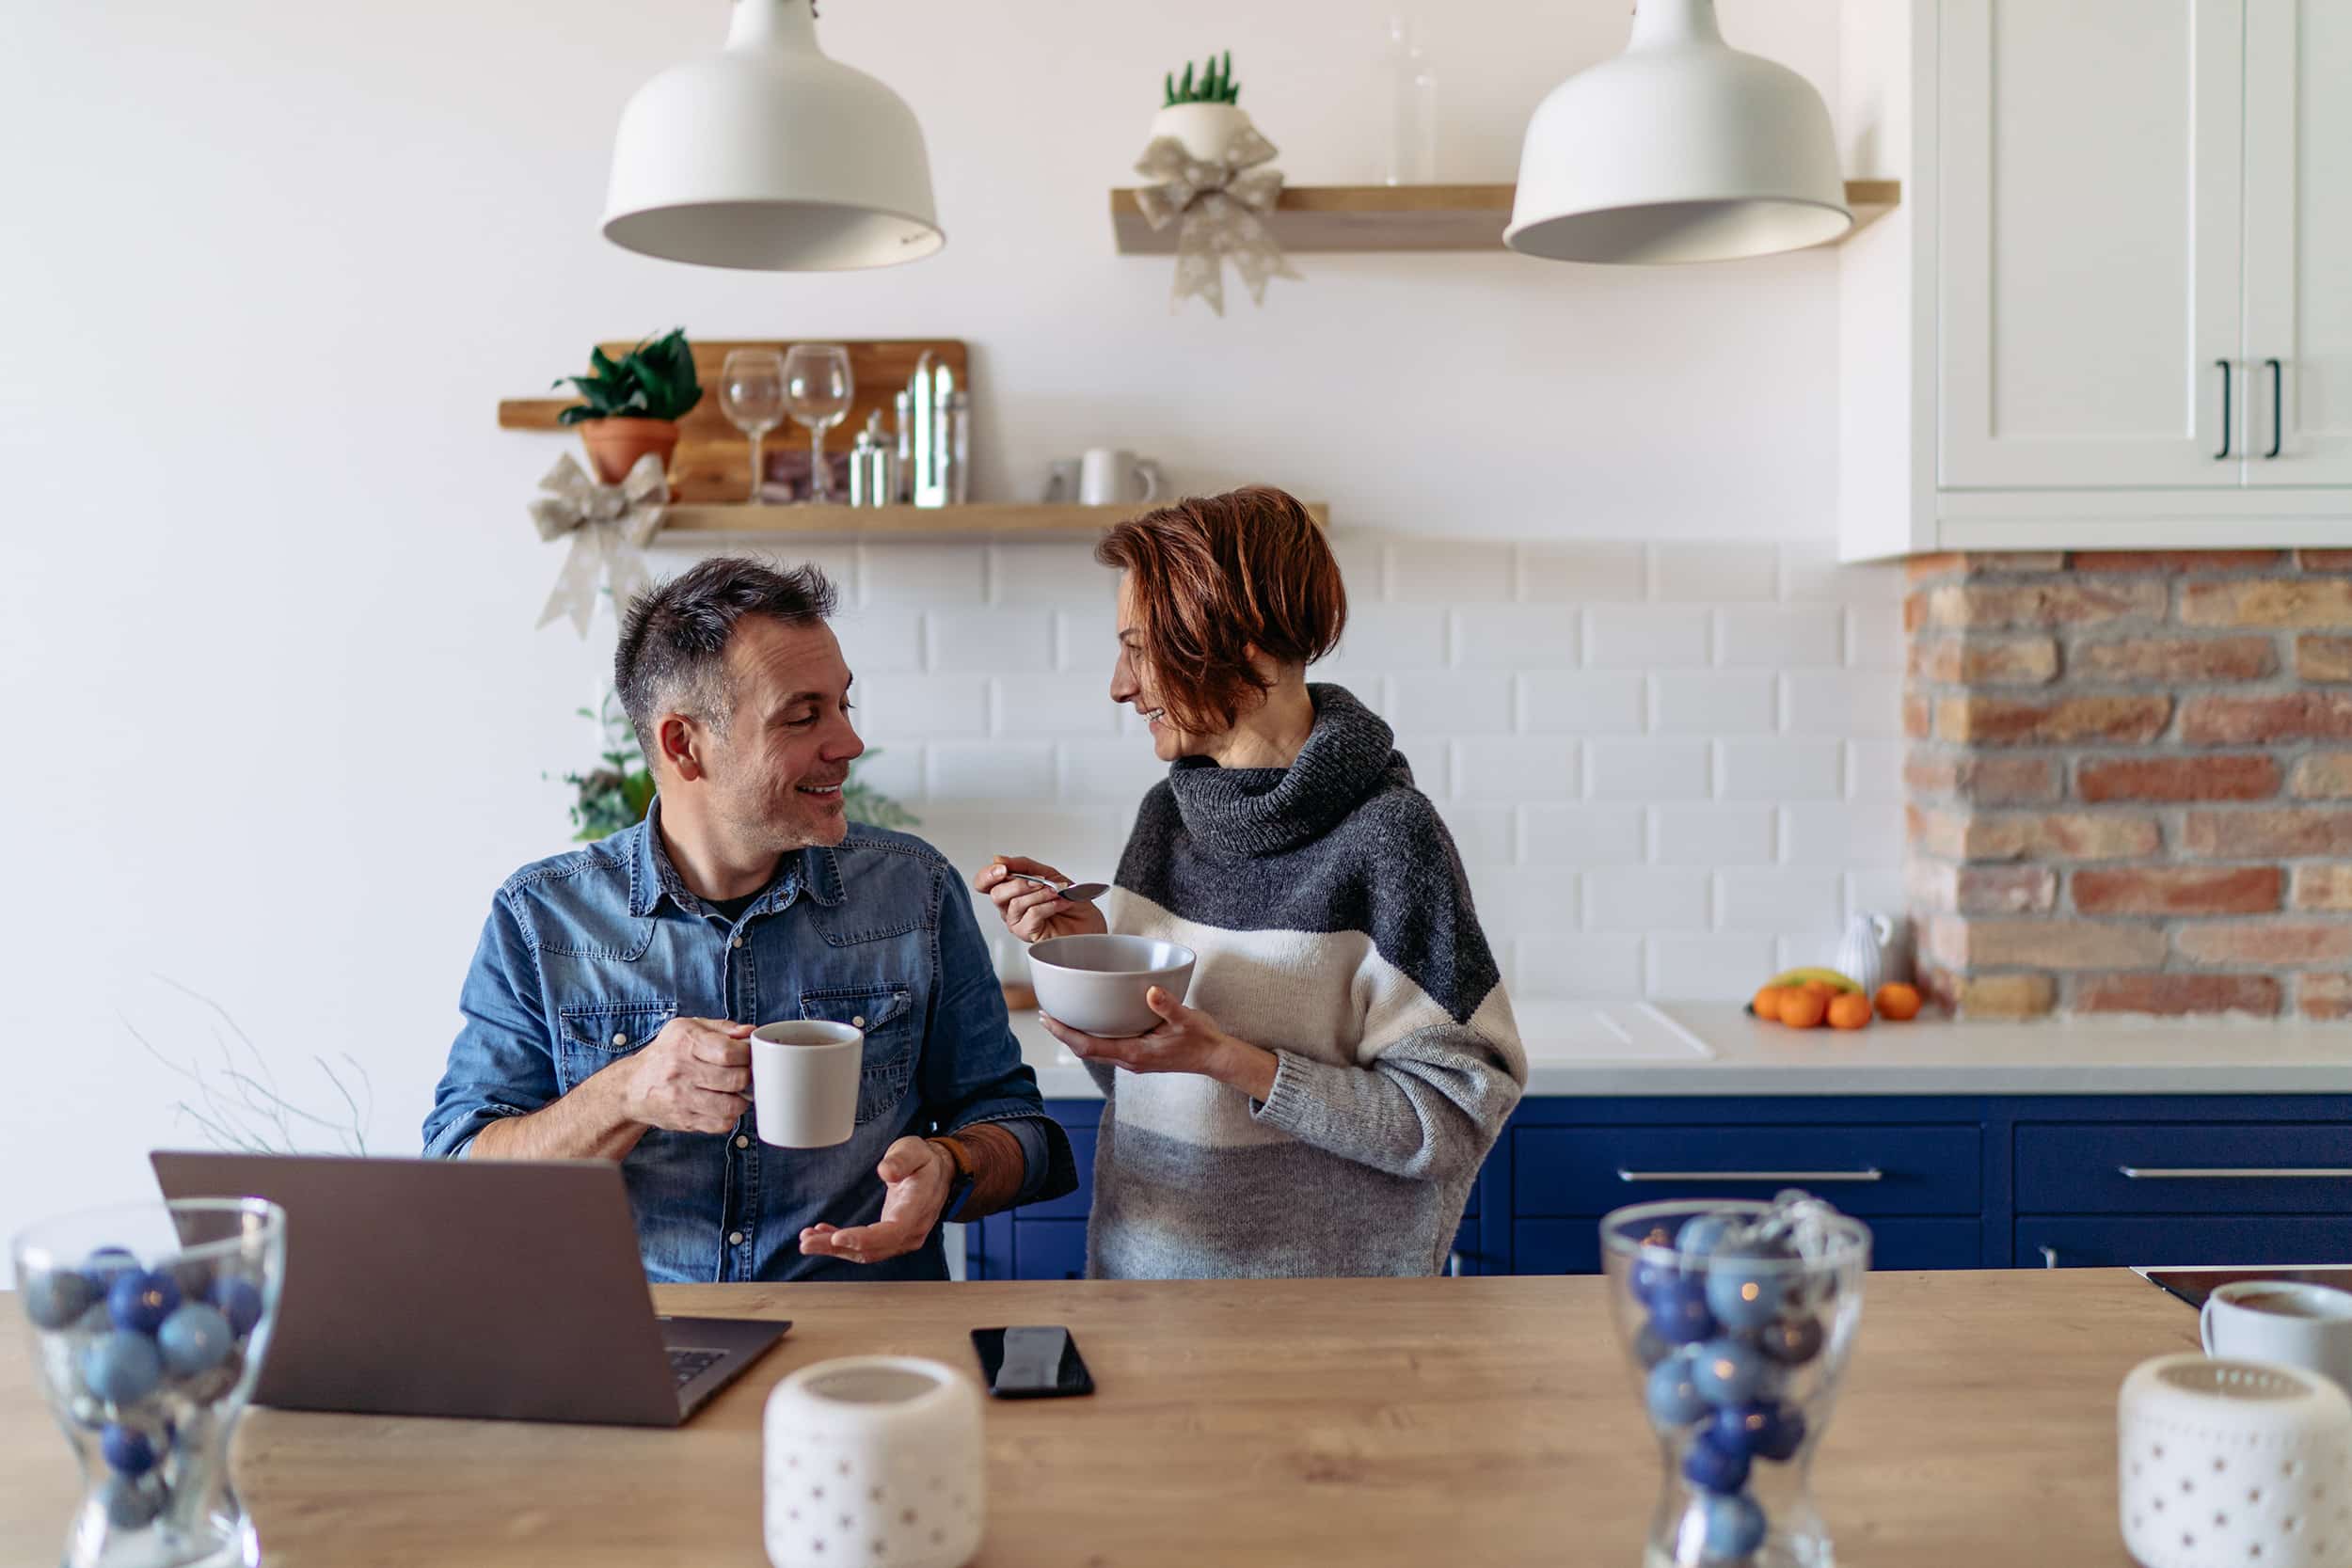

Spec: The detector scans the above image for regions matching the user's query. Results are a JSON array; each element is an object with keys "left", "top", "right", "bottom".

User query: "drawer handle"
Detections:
[
  {"left": 2117, "top": 1166, "right": 2352, "bottom": 1180},
  {"left": 1614, "top": 1168, "right": 1883, "bottom": 1183}
]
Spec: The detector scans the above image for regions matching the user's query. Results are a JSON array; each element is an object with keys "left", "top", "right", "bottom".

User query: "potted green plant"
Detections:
[
  {"left": 555, "top": 328, "right": 704, "bottom": 483},
  {"left": 1152, "top": 50, "right": 1250, "bottom": 162}
]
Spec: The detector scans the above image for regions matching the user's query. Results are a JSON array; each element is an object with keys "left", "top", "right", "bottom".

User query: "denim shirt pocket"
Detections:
[
  {"left": 799, "top": 984, "right": 914, "bottom": 1125},
  {"left": 553, "top": 997, "right": 679, "bottom": 1094}
]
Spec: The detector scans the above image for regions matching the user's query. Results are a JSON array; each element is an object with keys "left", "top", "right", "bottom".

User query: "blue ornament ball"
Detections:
[
  {"left": 1712, "top": 1401, "right": 1807, "bottom": 1463},
  {"left": 1676, "top": 1213, "right": 1740, "bottom": 1259},
  {"left": 1702, "top": 1493, "right": 1769, "bottom": 1560},
  {"left": 1631, "top": 1253, "right": 1680, "bottom": 1300},
  {"left": 157, "top": 1305, "right": 233, "bottom": 1378},
  {"left": 107, "top": 1271, "right": 181, "bottom": 1336},
  {"left": 1757, "top": 1313, "right": 1825, "bottom": 1366},
  {"left": 210, "top": 1277, "right": 263, "bottom": 1338},
  {"left": 1690, "top": 1338, "right": 1766, "bottom": 1408},
  {"left": 1633, "top": 1323, "right": 1673, "bottom": 1370},
  {"left": 1705, "top": 1247, "right": 1791, "bottom": 1331},
  {"left": 1682, "top": 1430, "right": 1753, "bottom": 1494},
  {"left": 82, "top": 1333, "right": 164, "bottom": 1407},
  {"left": 1645, "top": 1353, "right": 1712, "bottom": 1428},
  {"left": 99, "top": 1474, "right": 161, "bottom": 1530},
  {"left": 24, "top": 1269, "right": 98, "bottom": 1332},
  {"left": 101, "top": 1423, "right": 157, "bottom": 1477},
  {"left": 167, "top": 1257, "right": 217, "bottom": 1303},
  {"left": 1646, "top": 1276, "right": 1718, "bottom": 1345},
  {"left": 85, "top": 1248, "right": 140, "bottom": 1290}
]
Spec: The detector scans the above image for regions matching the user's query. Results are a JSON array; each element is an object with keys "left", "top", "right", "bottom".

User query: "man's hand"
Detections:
[
  {"left": 612, "top": 1016, "right": 755, "bottom": 1134},
  {"left": 799, "top": 1136, "right": 955, "bottom": 1264},
  {"left": 1042, "top": 988, "right": 1280, "bottom": 1101}
]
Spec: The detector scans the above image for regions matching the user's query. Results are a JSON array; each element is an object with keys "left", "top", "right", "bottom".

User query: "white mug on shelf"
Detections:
[
  {"left": 1077, "top": 449, "right": 1164, "bottom": 507},
  {"left": 750, "top": 1020, "right": 864, "bottom": 1148},
  {"left": 2201, "top": 1280, "right": 2352, "bottom": 1397}
]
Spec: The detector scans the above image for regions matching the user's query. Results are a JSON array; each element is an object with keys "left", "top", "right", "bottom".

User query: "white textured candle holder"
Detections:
[
  {"left": 2120, "top": 1354, "right": 2352, "bottom": 1568},
  {"left": 764, "top": 1356, "right": 984, "bottom": 1568}
]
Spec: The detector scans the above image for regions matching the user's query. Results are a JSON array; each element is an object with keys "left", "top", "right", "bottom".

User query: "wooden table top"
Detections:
[{"left": 1, "top": 1270, "right": 2192, "bottom": 1566}]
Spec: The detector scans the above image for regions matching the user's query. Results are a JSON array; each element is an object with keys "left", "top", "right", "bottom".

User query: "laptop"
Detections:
[{"left": 151, "top": 1151, "right": 787, "bottom": 1427}]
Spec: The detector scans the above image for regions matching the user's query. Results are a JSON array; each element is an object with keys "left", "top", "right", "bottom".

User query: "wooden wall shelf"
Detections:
[
  {"left": 1107, "top": 180, "right": 1900, "bottom": 255},
  {"left": 653, "top": 501, "right": 1329, "bottom": 543}
]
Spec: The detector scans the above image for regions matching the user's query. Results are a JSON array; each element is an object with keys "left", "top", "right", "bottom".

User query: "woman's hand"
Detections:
[
  {"left": 975, "top": 854, "right": 1108, "bottom": 943},
  {"left": 1041, "top": 987, "right": 1279, "bottom": 1101}
]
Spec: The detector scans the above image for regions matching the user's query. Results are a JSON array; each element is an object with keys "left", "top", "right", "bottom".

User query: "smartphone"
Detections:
[{"left": 971, "top": 1325, "right": 1094, "bottom": 1399}]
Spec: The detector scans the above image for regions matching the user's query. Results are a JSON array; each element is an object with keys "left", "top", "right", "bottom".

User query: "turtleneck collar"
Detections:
[{"left": 1164, "top": 684, "right": 1406, "bottom": 856}]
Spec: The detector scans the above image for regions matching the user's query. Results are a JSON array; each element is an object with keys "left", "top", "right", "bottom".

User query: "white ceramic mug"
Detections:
[
  {"left": 1077, "top": 449, "right": 1163, "bottom": 506},
  {"left": 2201, "top": 1280, "right": 2352, "bottom": 1396},
  {"left": 2119, "top": 1353, "right": 2352, "bottom": 1568},
  {"left": 750, "top": 1021, "right": 864, "bottom": 1148},
  {"left": 765, "top": 1355, "right": 984, "bottom": 1568}
]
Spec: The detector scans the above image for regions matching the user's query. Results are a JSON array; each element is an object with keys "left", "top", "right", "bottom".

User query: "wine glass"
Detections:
[
  {"left": 782, "top": 344, "right": 854, "bottom": 504},
  {"left": 720, "top": 349, "right": 787, "bottom": 503}
]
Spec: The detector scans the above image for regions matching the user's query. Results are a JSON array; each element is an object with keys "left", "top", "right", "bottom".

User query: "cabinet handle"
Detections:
[
  {"left": 2040, "top": 1245, "right": 2059, "bottom": 1270},
  {"left": 1448, "top": 1250, "right": 1465, "bottom": 1277},
  {"left": 2117, "top": 1166, "right": 2352, "bottom": 1180},
  {"left": 1614, "top": 1168, "right": 1883, "bottom": 1183},
  {"left": 2265, "top": 357, "right": 2283, "bottom": 458},
  {"left": 2215, "top": 358, "right": 2233, "bottom": 460}
]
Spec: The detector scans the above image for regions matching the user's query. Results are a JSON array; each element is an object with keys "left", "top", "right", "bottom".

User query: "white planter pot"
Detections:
[
  {"left": 765, "top": 1357, "right": 983, "bottom": 1568},
  {"left": 1148, "top": 102, "right": 1253, "bottom": 163}
]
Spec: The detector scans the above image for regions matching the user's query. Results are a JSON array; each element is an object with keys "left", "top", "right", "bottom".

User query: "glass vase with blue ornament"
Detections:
[
  {"left": 1602, "top": 1192, "right": 1869, "bottom": 1568},
  {"left": 14, "top": 1198, "right": 287, "bottom": 1568}
]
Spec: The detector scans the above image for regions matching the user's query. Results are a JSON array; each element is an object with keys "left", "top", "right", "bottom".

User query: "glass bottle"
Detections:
[{"left": 1384, "top": 15, "right": 1436, "bottom": 185}]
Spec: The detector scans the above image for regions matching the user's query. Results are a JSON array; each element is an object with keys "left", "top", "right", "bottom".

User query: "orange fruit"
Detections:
[
  {"left": 1752, "top": 985, "right": 1788, "bottom": 1020},
  {"left": 1875, "top": 983, "right": 1923, "bottom": 1022},
  {"left": 1779, "top": 989, "right": 1829, "bottom": 1029},
  {"left": 1827, "top": 992, "right": 1873, "bottom": 1030},
  {"left": 1802, "top": 979, "right": 1835, "bottom": 998}
]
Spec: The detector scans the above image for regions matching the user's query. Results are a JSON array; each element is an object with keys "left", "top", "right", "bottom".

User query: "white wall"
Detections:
[{"left": 0, "top": 0, "right": 1880, "bottom": 1259}]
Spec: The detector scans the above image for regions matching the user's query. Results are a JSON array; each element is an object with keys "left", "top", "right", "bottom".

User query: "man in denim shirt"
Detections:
[{"left": 423, "top": 558, "right": 1074, "bottom": 1282}]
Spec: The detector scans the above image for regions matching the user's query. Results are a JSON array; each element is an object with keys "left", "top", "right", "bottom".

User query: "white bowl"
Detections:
[{"left": 1026, "top": 935, "right": 1196, "bottom": 1038}]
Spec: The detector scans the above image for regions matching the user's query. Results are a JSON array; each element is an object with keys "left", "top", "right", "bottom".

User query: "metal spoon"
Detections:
[{"left": 1003, "top": 873, "right": 1110, "bottom": 904}]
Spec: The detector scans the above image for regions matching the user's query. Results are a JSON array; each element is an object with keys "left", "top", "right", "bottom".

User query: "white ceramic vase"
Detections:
[
  {"left": 1148, "top": 102, "right": 1253, "bottom": 163},
  {"left": 2118, "top": 1353, "right": 2352, "bottom": 1568},
  {"left": 765, "top": 1357, "right": 984, "bottom": 1568}
]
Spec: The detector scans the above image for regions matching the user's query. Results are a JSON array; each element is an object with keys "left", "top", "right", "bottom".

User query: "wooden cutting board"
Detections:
[{"left": 498, "top": 339, "right": 967, "bottom": 505}]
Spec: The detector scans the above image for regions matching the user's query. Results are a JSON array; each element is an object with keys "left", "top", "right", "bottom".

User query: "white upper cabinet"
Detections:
[
  {"left": 1939, "top": 0, "right": 2243, "bottom": 491},
  {"left": 2245, "top": 0, "right": 2352, "bottom": 487},
  {"left": 1837, "top": 0, "right": 2352, "bottom": 558}
]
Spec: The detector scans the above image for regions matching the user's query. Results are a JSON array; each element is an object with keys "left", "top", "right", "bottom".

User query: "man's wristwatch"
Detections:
[{"left": 928, "top": 1135, "right": 977, "bottom": 1223}]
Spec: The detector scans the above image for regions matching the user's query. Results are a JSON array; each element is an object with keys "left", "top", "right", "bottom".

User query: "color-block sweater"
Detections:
[{"left": 1087, "top": 684, "right": 1527, "bottom": 1278}]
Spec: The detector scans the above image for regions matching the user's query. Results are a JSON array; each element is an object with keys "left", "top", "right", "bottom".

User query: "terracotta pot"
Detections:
[{"left": 578, "top": 417, "right": 680, "bottom": 484}]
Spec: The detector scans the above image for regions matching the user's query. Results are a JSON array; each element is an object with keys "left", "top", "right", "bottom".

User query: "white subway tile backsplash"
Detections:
[
  {"left": 1716, "top": 739, "right": 1843, "bottom": 801},
  {"left": 993, "top": 674, "right": 1120, "bottom": 737},
  {"left": 861, "top": 674, "right": 990, "bottom": 737},
  {"left": 848, "top": 742, "right": 925, "bottom": 804},
  {"left": 1327, "top": 535, "right": 1389, "bottom": 601},
  {"left": 1473, "top": 868, "right": 1582, "bottom": 932},
  {"left": 1054, "top": 607, "right": 1118, "bottom": 673},
  {"left": 1333, "top": 604, "right": 1450, "bottom": 670},
  {"left": 832, "top": 605, "right": 926, "bottom": 676},
  {"left": 1454, "top": 737, "right": 1578, "bottom": 800},
  {"left": 1586, "top": 605, "right": 1709, "bottom": 669},
  {"left": 927, "top": 742, "right": 1055, "bottom": 803},
  {"left": 928, "top": 610, "right": 1055, "bottom": 673},
  {"left": 1389, "top": 540, "right": 1514, "bottom": 604},
  {"left": 990, "top": 542, "right": 1115, "bottom": 606},
  {"left": 1782, "top": 671, "right": 1903, "bottom": 738},
  {"left": 1845, "top": 600, "right": 1905, "bottom": 671},
  {"left": 1846, "top": 740, "right": 1905, "bottom": 800},
  {"left": 1715, "top": 870, "right": 1845, "bottom": 933},
  {"left": 1522, "top": 804, "right": 1646, "bottom": 866},
  {"left": 1053, "top": 738, "right": 1170, "bottom": 802},
  {"left": 1519, "top": 542, "right": 1646, "bottom": 602},
  {"left": 1390, "top": 673, "right": 1513, "bottom": 734},
  {"left": 1583, "top": 869, "right": 1709, "bottom": 931},
  {"left": 1522, "top": 672, "right": 1646, "bottom": 734},
  {"left": 858, "top": 542, "right": 987, "bottom": 605},
  {"left": 1587, "top": 739, "right": 1711, "bottom": 800},
  {"left": 1844, "top": 867, "right": 1909, "bottom": 922},
  {"left": 1651, "top": 672, "right": 1777, "bottom": 735},
  {"left": 1646, "top": 935, "right": 1779, "bottom": 1002},
  {"left": 1781, "top": 801, "right": 1903, "bottom": 867},
  {"left": 1715, "top": 607, "right": 1843, "bottom": 669},
  {"left": 1515, "top": 934, "right": 1645, "bottom": 999},
  {"left": 1394, "top": 735, "right": 1457, "bottom": 798},
  {"left": 1778, "top": 540, "right": 1891, "bottom": 604},
  {"left": 1453, "top": 606, "right": 1581, "bottom": 669},
  {"left": 1435, "top": 802, "right": 1517, "bottom": 866},
  {"left": 1647, "top": 542, "right": 1780, "bottom": 603},
  {"left": 1649, "top": 805, "right": 1775, "bottom": 866}
]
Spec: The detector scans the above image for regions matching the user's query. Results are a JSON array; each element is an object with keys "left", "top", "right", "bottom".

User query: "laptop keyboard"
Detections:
[{"left": 668, "top": 1348, "right": 726, "bottom": 1388}]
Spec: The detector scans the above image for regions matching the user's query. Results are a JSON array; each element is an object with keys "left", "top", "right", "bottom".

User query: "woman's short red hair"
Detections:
[{"left": 1094, "top": 485, "right": 1347, "bottom": 736}]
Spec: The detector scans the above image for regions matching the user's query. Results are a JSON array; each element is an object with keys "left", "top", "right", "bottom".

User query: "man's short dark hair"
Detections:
[{"left": 614, "top": 556, "right": 839, "bottom": 768}]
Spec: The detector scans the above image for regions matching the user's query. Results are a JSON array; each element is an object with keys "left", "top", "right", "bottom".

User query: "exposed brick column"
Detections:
[{"left": 1903, "top": 550, "right": 2352, "bottom": 1020}]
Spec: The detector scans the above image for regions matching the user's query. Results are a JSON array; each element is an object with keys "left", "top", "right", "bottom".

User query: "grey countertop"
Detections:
[{"left": 1012, "top": 1001, "right": 2352, "bottom": 1100}]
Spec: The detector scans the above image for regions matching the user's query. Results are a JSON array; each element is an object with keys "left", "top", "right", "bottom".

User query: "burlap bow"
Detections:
[
  {"left": 527, "top": 451, "right": 667, "bottom": 636},
  {"left": 1133, "top": 124, "right": 1301, "bottom": 315}
]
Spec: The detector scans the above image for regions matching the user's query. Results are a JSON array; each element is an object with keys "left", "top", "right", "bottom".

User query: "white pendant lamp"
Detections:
[
  {"left": 601, "top": 0, "right": 943, "bottom": 271},
  {"left": 1504, "top": 0, "right": 1849, "bottom": 265}
]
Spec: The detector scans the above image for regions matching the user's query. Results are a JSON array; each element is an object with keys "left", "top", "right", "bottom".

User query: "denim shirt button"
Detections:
[
  {"left": 731, "top": 935, "right": 743, "bottom": 949},
  {"left": 735, "top": 1134, "right": 750, "bottom": 1149},
  {"left": 852, "top": 1016, "right": 866, "bottom": 1028},
  {"left": 728, "top": 1231, "right": 744, "bottom": 1246},
  {"left": 611, "top": 1031, "right": 628, "bottom": 1047}
]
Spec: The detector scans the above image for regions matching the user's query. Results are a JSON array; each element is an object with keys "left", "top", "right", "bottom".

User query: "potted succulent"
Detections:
[
  {"left": 555, "top": 328, "right": 703, "bottom": 483},
  {"left": 1152, "top": 50, "right": 1250, "bottom": 163}
]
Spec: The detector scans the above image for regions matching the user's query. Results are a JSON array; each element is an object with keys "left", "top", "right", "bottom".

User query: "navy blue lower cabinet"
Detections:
[
  {"left": 2016, "top": 1121, "right": 2352, "bottom": 1215},
  {"left": 2017, "top": 1217, "right": 2352, "bottom": 1270},
  {"left": 1513, "top": 1216, "right": 1981, "bottom": 1275}
]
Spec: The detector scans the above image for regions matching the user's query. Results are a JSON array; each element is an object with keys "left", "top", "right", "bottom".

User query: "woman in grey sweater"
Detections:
[{"left": 977, "top": 487, "right": 1526, "bottom": 1277}]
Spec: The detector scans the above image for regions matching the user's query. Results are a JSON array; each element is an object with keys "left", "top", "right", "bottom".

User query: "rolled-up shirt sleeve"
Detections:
[{"left": 421, "top": 892, "right": 557, "bottom": 1159}]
